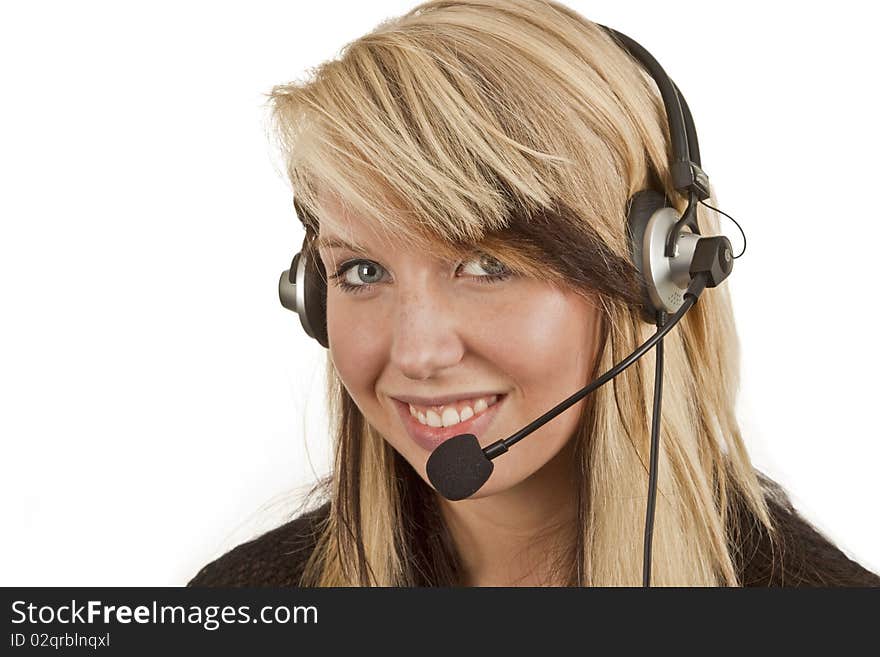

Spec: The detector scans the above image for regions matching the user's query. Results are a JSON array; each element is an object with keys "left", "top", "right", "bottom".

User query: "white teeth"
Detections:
[
  {"left": 408, "top": 395, "right": 502, "bottom": 428},
  {"left": 441, "top": 407, "right": 460, "bottom": 427},
  {"left": 425, "top": 410, "right": 442, "bottom": 427}
]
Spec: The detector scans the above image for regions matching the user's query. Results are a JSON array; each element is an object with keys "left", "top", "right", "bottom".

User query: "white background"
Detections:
[{"left": 2, "top": 1, "right": 877, "bottom": 585}]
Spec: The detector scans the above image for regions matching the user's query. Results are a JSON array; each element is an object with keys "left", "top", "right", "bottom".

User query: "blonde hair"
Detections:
[{"left": 270, "top": 0, "right": 775, "bottom": 586}]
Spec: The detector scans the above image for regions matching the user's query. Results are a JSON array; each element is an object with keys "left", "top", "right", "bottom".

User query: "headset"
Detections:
[{"left": 277, "top": 25, "right": 735, "bottom": 587}]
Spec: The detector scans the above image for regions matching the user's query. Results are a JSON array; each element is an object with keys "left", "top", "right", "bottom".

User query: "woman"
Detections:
[{"left": 189, "top": 0, "right": 878, "bottom": 586}]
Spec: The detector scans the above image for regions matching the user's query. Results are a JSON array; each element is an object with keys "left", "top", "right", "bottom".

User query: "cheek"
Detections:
[
  {"left": 326, "top": 295, "right": 387, "bottom": 401},
  {"left": 475, "top": 285, "right": 599, "bottom": 389}
]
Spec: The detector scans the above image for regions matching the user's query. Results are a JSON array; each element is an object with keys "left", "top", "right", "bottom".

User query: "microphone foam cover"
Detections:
[{"left": 425, "top": 433, "right": 494, "bottom": 501}]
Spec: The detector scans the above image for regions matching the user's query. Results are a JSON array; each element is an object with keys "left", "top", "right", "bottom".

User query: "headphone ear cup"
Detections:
[
  {"left": 626, "top": 190, "right": 668, "bottom": 323},
  {"left": 278, "top": 238, "right": 329, "bottom": 348},
  {"left": 301, "top": 247, "right": 329, "bottom": 348}
]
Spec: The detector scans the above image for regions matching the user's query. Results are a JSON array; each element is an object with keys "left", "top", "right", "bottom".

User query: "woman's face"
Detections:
[{"left": 316, "top": 197, "right": 603, "bottom": 499}]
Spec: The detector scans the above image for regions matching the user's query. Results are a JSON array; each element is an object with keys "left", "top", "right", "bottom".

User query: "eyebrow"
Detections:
[
  {"left": 315, "top": 236, "right": 369, "bottom": 252},
  {"left": 315, "top": 234, "right": 482, "bottom": 260}
]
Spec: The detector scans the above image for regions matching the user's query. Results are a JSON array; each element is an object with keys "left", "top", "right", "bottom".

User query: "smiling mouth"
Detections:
[{"left": 391, "top": 394, "right": 507, "bottom": 452}]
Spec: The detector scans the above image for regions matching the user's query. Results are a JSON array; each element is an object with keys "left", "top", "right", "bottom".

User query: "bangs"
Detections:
[
  {"left": 269, "top": 22, "right": 569, "bottom": 248},
  {"left": 268, "top": 7, "right": 644, "bottom": 306}
]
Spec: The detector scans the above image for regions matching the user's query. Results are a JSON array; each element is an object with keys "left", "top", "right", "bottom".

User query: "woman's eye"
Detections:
[
  {"left": 329, "top": 252, "right": 512, "bottom": 295},
  {"left": 329, "top": 260, "right": 387, "bottom": 294},
  {"left": 457, "top": 253, "right": 512, "bottom": 282}
]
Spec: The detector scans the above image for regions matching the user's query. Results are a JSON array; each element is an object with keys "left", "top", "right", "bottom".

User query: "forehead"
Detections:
[
  {"left": 315, "top": 195, "right": 393, "bottom": 251},
  {"left": 313, "top": 191, "right": 469, "bottom": 260}
]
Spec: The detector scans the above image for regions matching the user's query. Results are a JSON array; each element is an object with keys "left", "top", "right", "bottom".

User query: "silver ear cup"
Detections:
[
  {"left": 279, "top": 253, "right": 300, "bottom": 313},
  {"left": 640, "top": 206, "right": 700, "bottom": 314},
  {"left": 279, "top": 249, "right": 329, "bottom": 348},
  {"left": 279, "top": 252, "right": 321, "bottom": 342}
]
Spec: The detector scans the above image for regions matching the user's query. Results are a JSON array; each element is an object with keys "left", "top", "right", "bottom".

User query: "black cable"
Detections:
[
  {"left": 642, "top": 310, "right": 667, "bottom": 587},
  {"left": 699, "top": 199, "right": 747, "bottom": 259}
]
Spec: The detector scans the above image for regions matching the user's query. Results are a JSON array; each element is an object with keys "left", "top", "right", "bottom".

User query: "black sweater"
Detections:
[{"left": 188, "top": 488, "right": 880, "bottom": 587}]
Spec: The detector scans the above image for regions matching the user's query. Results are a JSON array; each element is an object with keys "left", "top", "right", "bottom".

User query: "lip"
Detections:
[
  {"left": 392, "top": 391, "right": 506, "bottom": 407},
  {"left": 391, "top": 394, "right": 506, "bottom": 453}
]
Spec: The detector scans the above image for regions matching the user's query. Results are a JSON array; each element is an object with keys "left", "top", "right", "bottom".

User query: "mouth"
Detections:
[{"left": 391, "top": 393, "right": 507, "bottom": 453}]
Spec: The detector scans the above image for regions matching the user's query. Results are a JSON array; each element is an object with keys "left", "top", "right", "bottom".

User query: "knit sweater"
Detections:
[{"left": 187, "top": 486, "right": 880, "bottom": 587}]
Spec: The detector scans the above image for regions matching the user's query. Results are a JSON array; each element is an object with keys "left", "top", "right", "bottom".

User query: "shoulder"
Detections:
[
  {"left": 187, "top": 501, "right": 330, "bottom": 587},
  {"left": 735, "top": 476, "right": 880, "bottom": 587}
]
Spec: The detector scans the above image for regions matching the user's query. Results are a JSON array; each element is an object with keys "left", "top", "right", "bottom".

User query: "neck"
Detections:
[{"left": 437, "top": 437, "right": 579, "bottom": 587}]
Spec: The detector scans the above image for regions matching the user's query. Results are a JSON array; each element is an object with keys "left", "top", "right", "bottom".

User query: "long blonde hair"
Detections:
[{"left": 270, "top": 0, "right": 775, "bottom": 586}]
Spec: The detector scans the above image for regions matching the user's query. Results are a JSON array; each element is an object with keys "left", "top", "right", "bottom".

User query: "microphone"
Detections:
[
  {"left": 425, "top": 434, "right": 493, "bottom": 501},
  {"left": 426, "top": 273, "right": 710, "bottom": 501}
]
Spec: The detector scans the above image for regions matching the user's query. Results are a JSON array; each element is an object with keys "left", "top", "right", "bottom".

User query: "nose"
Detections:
[{"left": 389, "top": 286, "right": 465, "bottom": 381}]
